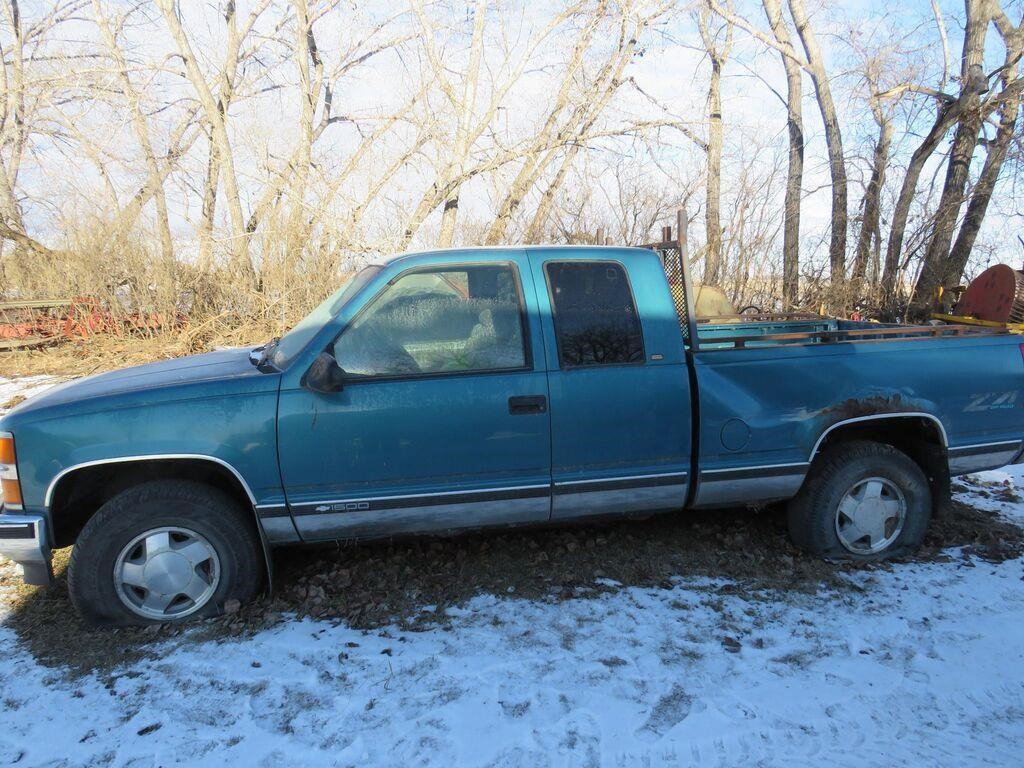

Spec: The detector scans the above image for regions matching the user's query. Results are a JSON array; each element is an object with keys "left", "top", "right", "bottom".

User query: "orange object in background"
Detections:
[{"left": 0, "top": 297, "right": 187, "bottom": 349}]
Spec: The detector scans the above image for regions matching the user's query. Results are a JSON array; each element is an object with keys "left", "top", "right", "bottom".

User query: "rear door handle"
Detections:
[{"left": 509, "top": 395, "right": 547, "bottom": 415}]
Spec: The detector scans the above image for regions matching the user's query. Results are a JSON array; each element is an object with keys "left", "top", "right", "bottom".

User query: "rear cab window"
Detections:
[{"left": 544, "top": 261, "right": 645, "bottom": 367}]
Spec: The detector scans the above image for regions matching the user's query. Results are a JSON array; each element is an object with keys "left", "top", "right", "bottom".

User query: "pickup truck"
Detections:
[{"left": 2, "top": 244, "right": 1023, "bottom": 625}]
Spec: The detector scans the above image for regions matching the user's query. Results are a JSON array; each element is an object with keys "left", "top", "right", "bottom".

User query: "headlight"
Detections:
[{"left": 0, "top": 432, "right": 23, "bottom": 510}]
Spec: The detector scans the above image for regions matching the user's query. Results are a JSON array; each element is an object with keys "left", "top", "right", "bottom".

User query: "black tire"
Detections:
[
  {"left": 787, "top": 440, "right": 931, "bottom": 560},
  {"left": 68, "top": 480, "right": 264, "bottom": 626}
]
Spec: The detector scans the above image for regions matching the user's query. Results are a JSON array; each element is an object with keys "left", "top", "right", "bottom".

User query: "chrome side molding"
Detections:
[
  {"left": 45, "top": 453, "right": 261, "bottom": 508},
  {"left": 809, "top": 412, "right": 949, "bottom": 461}
]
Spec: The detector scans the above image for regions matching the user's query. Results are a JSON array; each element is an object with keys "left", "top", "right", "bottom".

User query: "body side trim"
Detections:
[
  {"left": 947, "top": 440, "right": 1022, "bottom": 456},
  {"left": 552, "top": 470, "right": 689, "bottom": 486},
  {"left": 296, "top": 468, "right": 692, "bottom": 518},
  {"left": 701, "top": 462, "right": 808, "bottom": 476},
  {"left": 291, "top": 484, "right": 550, "bottom": 516},
  {"left": 553, "top": 474, "right": 688, "bottom": 495}
]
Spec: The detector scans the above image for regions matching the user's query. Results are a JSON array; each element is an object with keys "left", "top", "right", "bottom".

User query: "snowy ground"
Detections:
[{"left": 1, "top": 374, "right": 1023, "bottom": 767}]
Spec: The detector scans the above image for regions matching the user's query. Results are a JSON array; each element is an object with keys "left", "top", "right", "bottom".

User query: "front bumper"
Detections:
[{"left": 0, "top": 509, "right": 53, "bottom": 586}]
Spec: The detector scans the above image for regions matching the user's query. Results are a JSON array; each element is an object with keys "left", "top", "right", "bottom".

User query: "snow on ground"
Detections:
[
  {"left": 1, "top": 374, "right": 1023, "bottom": 767},
  {"left": 0, "top": 375, "right": 57, "bottom": 410}
]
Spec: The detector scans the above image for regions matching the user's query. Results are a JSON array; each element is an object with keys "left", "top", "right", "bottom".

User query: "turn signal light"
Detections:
[
  {"left": 0, "top": 434, "right": 13, "bottom": 465},
  {"left": 0, "top": 479, "right": 21, "bottom": 507},
  {"left": 0, "top": 432, "right": 22, "bottom": 511}
]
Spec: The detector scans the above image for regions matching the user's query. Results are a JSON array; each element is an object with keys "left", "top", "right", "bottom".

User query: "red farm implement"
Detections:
[{"left": 0, "top": 297, "right": 184, "bottom": 351}]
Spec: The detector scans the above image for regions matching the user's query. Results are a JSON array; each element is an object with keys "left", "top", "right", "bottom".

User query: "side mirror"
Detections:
[{"left": 301, "top": 352, "right": 346, "bottom": 394}]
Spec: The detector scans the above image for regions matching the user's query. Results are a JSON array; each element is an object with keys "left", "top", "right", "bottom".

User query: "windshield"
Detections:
[{"left": 269, "top": 265, "right": 382, "bottom": 368}]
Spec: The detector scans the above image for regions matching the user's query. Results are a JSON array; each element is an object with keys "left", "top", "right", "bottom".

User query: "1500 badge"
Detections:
[{"left": 314, "top": 501, "right": 371, "bottom": 513}]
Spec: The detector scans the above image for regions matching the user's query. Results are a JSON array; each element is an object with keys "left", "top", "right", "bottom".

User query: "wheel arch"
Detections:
[
  {"left": 810, "top": 412, "right": 948, "bottom": 461},
  {"left": 808, "top": 412, "right": 949, "bottom": 513},
  {"left": 46, "top": 455, "right": 274, "bottom": 581}
]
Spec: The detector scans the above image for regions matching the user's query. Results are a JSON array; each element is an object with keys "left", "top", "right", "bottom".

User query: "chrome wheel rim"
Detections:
[
  {"left": 835, "top": 476, "right": 907, "bottom": 555},
  {"left": 114, "top": 526, "right": 220, "bottom": 620}
]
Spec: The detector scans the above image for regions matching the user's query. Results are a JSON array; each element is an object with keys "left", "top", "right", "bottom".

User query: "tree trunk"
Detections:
[
  {"left": 437, "top": 195, "right": 460, "bottom": 248},
  {"left": 852, "top": 107, "right": 892, "bottom": 287},
  {"left": 912, "top": 0, "right": 991, "bottom": 310},
  {"left": 94, "top": 0, "right": 174, "bottom": 264},
  {"left": 947, "top": 91, "right": 1020, "bottom": 272},
  {"left": 880, "top": 101, "right": 961, "bottom": 298},
  {"left": 285, "top": 0, "right": 324, "bottom": 267},
  {"left": 698, "top": 1, "right": 732, "bottom": 287},
  {"left": 0, "top": 0, "right": 28, "bottom": 240},
  {"left": 946, "top": 7, "right": 1023, "bottom": 278},
  {"left": 157, "top": 0, "right": 251, "bottom": 277},
  {"left": 788, "top": 0, "right": 847, "bottom": 293},
  {"left": 198, "top": 130, "right": 219, "bottom": 272},
  {"left": 763, "top": 0, "right": 802, "bottom": 307}
]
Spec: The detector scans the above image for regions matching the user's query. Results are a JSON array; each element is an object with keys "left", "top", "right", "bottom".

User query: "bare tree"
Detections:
[
  {"left": 762, "top": 0, "right": 802, "bottom": 306},
  {"left": 5, "top": 0, "right": 1024, "bottom": 336},
  {"left": 0, "top": 0, "right": 92, "bottom": 254},
  {"left": 787, "top": 0, "right": 847, "bottom": 292},
  {"left": 912, "top": 0, "right": 993, "bottom": 309},
  {"left": 849, "top": 43, "right": 898, "bottom": 290},
  {"left": 156, "top": 0, "right": 268, "bottom": 275},
  {"left": 946, "top": 7, "right": 1024, "bottom": 273},
  {"left": 93, "top": 0, "right": 175, "bottom": 263},
  {"left": 483, "top": 1, "right": 608, "bottom": 245},
  {"left": 710, "top": 0, "right": 845, "bottom": 295},
  {"left": 523, "top": 2, "right": 674, "bottom": 243},
  {"left": 697, "top": 0, "right": 733, "bottom": 286}
]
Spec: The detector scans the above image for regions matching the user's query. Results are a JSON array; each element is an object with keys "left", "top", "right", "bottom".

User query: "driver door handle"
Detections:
[{"left": 508, "top": 395, "right": 547, "bottom": 415}]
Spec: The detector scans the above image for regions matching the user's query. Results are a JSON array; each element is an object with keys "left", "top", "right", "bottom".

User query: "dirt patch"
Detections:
[
  {"left": 933, "top": 482, "right": 1024, "bottom": 562},
  {"left": 4, "top": 496, "right": 1021, "bottom": 676}
]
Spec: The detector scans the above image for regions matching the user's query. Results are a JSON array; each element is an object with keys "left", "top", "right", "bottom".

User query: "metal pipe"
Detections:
[{"left": 677, "top": 209, "right": 699, "bottom": 351}]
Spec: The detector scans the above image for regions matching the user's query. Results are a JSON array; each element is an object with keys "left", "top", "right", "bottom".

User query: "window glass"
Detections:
[
  {"left": 333, "top": 264, "right": 527, "bottom": 377},
  {"left": 271, "top": 266, "right": 381, "bottom": 368},
  {"left": 545, "top": 261, "right": 644, "bottom": 366}
]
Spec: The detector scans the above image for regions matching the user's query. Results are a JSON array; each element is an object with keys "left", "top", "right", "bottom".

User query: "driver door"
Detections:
[{"left": 276, "top": 254, "right": 552, "bottom": 541}]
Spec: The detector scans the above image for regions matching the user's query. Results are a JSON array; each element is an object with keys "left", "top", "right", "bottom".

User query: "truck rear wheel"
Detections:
[
  {"left": 68, "top": 480, "right": 263, "bottom": 626},
  {"left": 787, "top": 440, "right": 931, "bottom": 559}
]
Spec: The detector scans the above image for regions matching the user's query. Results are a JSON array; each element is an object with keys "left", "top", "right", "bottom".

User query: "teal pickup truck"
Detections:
[{"left": 2, "top": 245, "right": 1023, "bottom": 625}]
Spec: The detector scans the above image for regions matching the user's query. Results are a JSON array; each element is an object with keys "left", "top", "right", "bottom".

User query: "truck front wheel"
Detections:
[
  {"left": 68, "top": 480, "right": 263, "bottom": 625},
  {"left": 787, "top": 440, "right": 931, "bottom": 559}
]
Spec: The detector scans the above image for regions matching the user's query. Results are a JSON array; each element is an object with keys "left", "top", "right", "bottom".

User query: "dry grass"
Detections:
[
  {"left": 0, "top": 218, "right": 357, "bottom": 377},
  {"left": 1, "top": 327, "right": 272, "bottom": 379}
]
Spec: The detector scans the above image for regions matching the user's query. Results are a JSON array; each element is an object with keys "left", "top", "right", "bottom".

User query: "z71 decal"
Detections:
[{"left": 964, "top": 392, "right": 1020, "bottom": 412}]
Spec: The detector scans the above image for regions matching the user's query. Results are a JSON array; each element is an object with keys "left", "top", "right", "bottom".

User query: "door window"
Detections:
[
  {"left": 333, "top": 264, "right": 528, "bottom": 377},
  {"left": 545, "top": 261, "right": 645, "bottom": 367}
]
